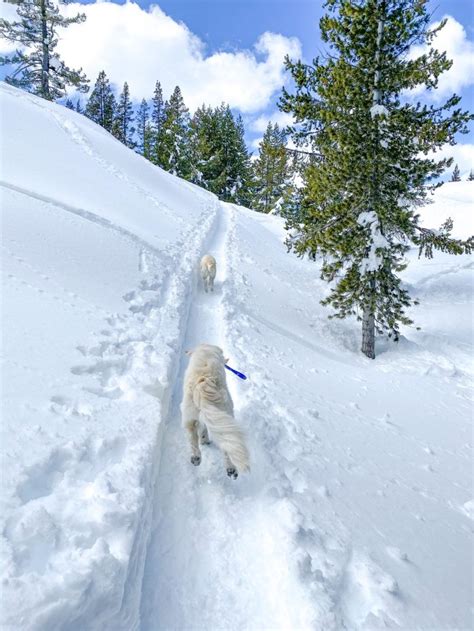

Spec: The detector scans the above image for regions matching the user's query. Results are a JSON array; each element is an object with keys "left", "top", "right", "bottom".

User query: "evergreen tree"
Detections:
[
  {"left": 75, "top": 99, "right": 83, "bottom": 114},
  {"left": 85, "top": 70, "right": 116, "bottom": 131},
  {"left": 158, "top": 86, "right": 191, "bottom": 177},
  {"left": 280, "top": 0, "right": 473, "bottom": 359},
  {"left": 189, "top": 104, "right": 223, "bottom": 188},
  {"left": 136, "top": 98, "right": 153, "bottom": 159},
  {"left": 229, "top": 113, "right": 253, "bottom": 206},
  {"left": 468, "top": 169, "right": 474, "bottom": 181},
  {"left": 65, "top": 97, "right": 74, "bottom": 110},
  {"left": 451, "top": 163, "right": 461, "bottom": 182},
  {"left": 112, "top": 81, "right": 135, "bottom": 148},
  {"left": 189, "top": 104, "right": 252, "bottom": 203},
  {"left": 252, "top": 122, "right": 291, "bottom": 213},
  {"left": 0, "top": 0, "right": 89, "bottom": 100},
  {"left": 151, "top": 80, "right": 166, "bottom": 166}
]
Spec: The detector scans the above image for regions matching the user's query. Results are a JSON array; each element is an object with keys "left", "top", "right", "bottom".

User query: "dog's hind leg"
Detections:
[
  {"left": 182, "top": 395, "right": 202, "bottom": 466},
  {"left": 185, "top": 420, "right": 201, "bottom": 465},
  {"left": 199, "top": 423, "right": 211, "bottom": 445},
  {"left": 224, "top": 452, "right": 238, "bottom": 479}
]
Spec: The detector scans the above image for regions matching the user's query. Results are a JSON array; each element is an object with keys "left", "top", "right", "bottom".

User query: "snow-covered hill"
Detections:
[{"left": 1, "top": 82, "right": 473, "bottom": 631}]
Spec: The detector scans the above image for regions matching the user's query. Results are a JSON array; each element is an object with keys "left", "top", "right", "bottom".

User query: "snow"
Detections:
[
  {"left": 1, "top": 82, "right": 473, "bottom": 631},
  {"left": 370, "top": 103, "right": 389, "bottom": 118},
  {"left": 48, "top": 57, "right": 61, "bottom": 72},
  {"left": 357, "top": 210, "right": 389, "bottom": 272}
]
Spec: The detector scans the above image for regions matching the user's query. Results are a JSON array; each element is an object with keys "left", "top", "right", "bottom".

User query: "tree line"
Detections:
[
  {"left": 67, "top": 72, "right": 296, "bottom": 209},
  {"left": 0, "top": 0, "right": 295, "bottom": 211}
]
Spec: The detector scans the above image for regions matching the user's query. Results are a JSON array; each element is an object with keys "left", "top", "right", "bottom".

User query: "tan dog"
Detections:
[
  {"left": 181, "top": 344, "right": 250, "bottom": 478},
  {"left": 200, "top": 254, "right": 216, "bottom": 293}
]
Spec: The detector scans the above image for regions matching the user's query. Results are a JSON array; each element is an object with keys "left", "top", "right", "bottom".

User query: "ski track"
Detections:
[{"left": 139, "top": 204, "right": 316, "bottom": 631}]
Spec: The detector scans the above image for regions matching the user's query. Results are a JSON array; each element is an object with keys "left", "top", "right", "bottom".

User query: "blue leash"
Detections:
[{"left": 225, "top": 364, "right": 247, "bottom": 380}]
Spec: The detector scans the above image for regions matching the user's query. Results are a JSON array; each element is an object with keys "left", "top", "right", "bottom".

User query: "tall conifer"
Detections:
[
  {"left": 0, "top": 0, "right": 88, "bottom": 100},
  {"left": 85, "top": 70, "right": 116, "bottom": 131},
  {"left": 280, "top": 0, "right": 473, "bottom": 358},
  {"left": 252, "top": 122, "right": 291, "bottom": 213},
  {"left": 112, "top": 81, "right": 135, "bottom": 148}
]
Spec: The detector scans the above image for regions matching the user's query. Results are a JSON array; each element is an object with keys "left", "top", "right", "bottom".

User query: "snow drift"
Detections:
[{"left": 1, "top": 82, "right": 473, "bottom": 631}]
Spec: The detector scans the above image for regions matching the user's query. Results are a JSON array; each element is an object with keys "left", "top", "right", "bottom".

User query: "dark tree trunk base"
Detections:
[{"left": 362, "top": 311, "right": 375, "bottom": 359}]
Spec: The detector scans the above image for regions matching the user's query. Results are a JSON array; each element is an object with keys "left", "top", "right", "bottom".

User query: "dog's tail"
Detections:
[{"left": 195, "top": 378, "right": 250, "bottom": 473}]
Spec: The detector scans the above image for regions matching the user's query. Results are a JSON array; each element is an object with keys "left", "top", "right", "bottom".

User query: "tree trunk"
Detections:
[
  {"left": 40, "top": 0, "right": 50, "bottom": 99},
  {"left": 361, "top": 2, "right": 385, "bottom": 361},
  {"left": 361, "top": 309, "right": 375, "bottom": 359}
]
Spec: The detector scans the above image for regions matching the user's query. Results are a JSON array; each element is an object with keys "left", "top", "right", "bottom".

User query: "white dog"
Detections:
[
  {"left": 200, "top": 254, "right": 216, "bottom": 293},
  {"left": 181, "top": 344, "right": 250, "bottom": 478}
]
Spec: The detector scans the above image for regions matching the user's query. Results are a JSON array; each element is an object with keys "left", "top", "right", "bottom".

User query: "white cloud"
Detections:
[
  {"left": 409, "top": 16, "right": 474, "bottom": 99},
  {"left": 54, "top": 1, "right": 301, "bottom": 113},
  {"left": 250, "top": 110, "right": 295, "bottom": 134},
  {"left": 248, "top": 110, "right": 296, "bottom": 150},
  {"left": 0, "top": 2, "right": 22, "bottom": 54},
  {"left": 430, "top": 142, "right": 474, "bottom": 179}
]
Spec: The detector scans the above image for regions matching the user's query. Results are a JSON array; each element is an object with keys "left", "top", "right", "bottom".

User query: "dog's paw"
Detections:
[
  {"left": 190, "top": 455, "right": 201, "bottom": 466},
  {"left": 226, "top": 467, "right": 238, "bottom": 480}
]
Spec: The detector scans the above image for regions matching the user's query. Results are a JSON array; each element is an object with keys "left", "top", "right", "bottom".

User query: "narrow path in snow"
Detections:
[{"left": 139, "top": 204, "right": 314, "bottom": 631}]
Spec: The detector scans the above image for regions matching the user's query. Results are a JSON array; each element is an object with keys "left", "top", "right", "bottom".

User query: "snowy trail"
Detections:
[{"left": 139, "top": 204, "right": 315, "bottom": 631}]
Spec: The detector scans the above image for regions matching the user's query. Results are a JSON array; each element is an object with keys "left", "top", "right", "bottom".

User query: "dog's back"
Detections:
[
  {"left": 200, "top": 254, "right": 216, "bottom": 292},
  {"left": 182, "top": 344, "right": 249, "bottom": 474}
]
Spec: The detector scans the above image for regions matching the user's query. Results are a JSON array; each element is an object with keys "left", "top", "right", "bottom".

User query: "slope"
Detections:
[{"left": 1, "top": 83, "right": 473, "bottom": 631}]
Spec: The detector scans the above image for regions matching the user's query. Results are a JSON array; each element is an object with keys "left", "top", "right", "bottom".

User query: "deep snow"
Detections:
[{"left": 1, "top": 83, "right": 473, "bottom": 631}]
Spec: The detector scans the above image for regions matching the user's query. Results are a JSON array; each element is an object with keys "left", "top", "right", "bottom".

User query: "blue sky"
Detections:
[{"left": 79, "top": 0, "right": 473, "bottom": 59}]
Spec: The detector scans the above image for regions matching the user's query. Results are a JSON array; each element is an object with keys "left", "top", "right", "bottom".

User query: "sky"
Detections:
[{"left": 1, "top": 0, "right": 473, "bottom": 173}]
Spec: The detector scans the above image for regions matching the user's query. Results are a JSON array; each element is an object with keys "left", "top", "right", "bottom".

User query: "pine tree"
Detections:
[
  {"left": 229, "top": 113, "right": 253, "bottom": 206},
  {"left": 468, "top": 169, "right": 474, "bottom": 181},
  {"left": 158, "top": 86, "right": 191, "bottom": 177},
  {"left": 151, "top": 80, "right": 166, "bottom": 166},
  {"left": 252, "top": 122, "right": 291, "bottom": 213},
  {"left": 112, "top": 81, "right": 135, "bottom": 148},
  {"left": 280, "top": 0, "right": 473, "bottom": 359},
  {"left": 451, "top": 163, "right": 461, "bottom": 182},
  {"left": 65, "top": 97, "right": 74, "bottom": 110},
  {"left": 85, "top": 71, "right": 116, "bottom": 131},
  {"left": 189, "top": 104, "right": 222, "bottom": 189},
  {"left": 136, "top": 98, "right": 153, "bottom": 160},
  {"left": 75, "top": 99, "right": 83, "bottom": 114},
  {"left": 189, "top": 104, "right": 253, "bottom": 203},
  {"left": 0, "top": 0, "right": 89, "bottom": 100}
]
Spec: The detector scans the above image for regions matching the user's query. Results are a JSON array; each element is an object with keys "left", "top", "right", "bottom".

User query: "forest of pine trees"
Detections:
[{"left": 77, "top": 72, "right": 258, "bottom": 206}]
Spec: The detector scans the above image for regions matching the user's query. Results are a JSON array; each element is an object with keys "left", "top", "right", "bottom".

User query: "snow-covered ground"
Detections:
[{"left": 1, "top": 83, "right": 473, "bottom": 630}]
